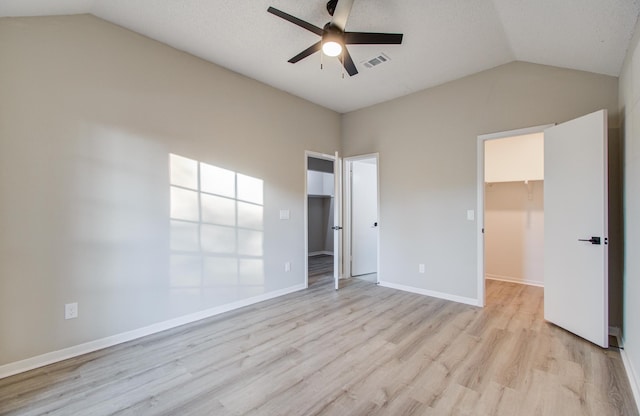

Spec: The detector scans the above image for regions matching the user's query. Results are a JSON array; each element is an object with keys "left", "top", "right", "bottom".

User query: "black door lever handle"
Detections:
[{"left": 578, "top": 236, "right": 601, "bottom": 245}]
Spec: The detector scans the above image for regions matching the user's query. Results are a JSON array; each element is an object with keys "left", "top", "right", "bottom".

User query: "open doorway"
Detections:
[
  {"left": 478, "top": 112, "right": 612, "bottom": 348},
  {"left": 304, "top": 151, "right": 379, "bottom": 290},
  {"left": 306, "top": 154, "right": 335, "bottom": 287},
  {"left": 477, "top": 125, "right": 550, "bottom": 307}
]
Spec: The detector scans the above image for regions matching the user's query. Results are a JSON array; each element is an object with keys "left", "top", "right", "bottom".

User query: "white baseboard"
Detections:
[
  {"left": 378, "top": 281, "right": 481, "bottom": 306},
  {"left": 308, "top": 251, "right": 333, "bottom": 257},
  {"left": 0, "top": 283, "right": 306, "bottom": 380},
  {"left": 486, "top": 274, "right": 544, "bottom": 288},
  {"left": 620, "top": 337, "right": 640, "bottom": 412}
]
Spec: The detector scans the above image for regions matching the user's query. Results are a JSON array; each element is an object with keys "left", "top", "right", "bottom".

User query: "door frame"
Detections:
[
  {"left": 343, "top": 153, "right": 380, "bottom": 283},
  {"left": 304, "top": 150, "right": 337, "bottom": 288},
  {"left": 476, "top": 124, "right": 553, "bottom": 306}
]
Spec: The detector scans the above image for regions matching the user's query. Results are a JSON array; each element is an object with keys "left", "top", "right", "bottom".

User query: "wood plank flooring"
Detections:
[
  {"left": 0, "top": 278, "right": 637, "bottom": 415},
  {"left": 308, "top": 255, "right": 333, "bottom": 287},
  {"left": 308, "top": 255, "right": 333, "bottom": 275}
]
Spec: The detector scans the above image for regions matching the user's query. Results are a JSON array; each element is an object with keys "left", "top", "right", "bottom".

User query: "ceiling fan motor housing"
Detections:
[{"left": 323, "top": 22, "right": 344, "bottom": 43}]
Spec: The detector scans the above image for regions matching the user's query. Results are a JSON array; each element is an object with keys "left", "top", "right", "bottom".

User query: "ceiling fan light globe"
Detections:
[{"left": 322, "top": 41, "right": 342, "bottom": 57}]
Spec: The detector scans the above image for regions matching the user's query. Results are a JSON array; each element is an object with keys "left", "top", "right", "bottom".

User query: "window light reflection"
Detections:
[
  {"left": 201, "top": 163, "right": 235, "bottom": 198},
  {"left": 169, "top": 154, "right": 198, "bottom": 189},
  {"left": 168, "top": 154, "right": 265, "bottom": 302},
  {"left": 170, "top": 187, "right": 199, "bottom": 222},
  {"left": 237, "top": 174, "right": 264, "bottom": 205},
  {"left": 201, "top": 194, "right": 235, "bottom": 226}
]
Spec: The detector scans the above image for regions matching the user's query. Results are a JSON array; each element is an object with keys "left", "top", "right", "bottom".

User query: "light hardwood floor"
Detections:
[
  {"left": 308, "top": 254, "right": 333, "bottom": 274},
  {"left": 0, "top": 278, "right": 637, "bottom": 415}
]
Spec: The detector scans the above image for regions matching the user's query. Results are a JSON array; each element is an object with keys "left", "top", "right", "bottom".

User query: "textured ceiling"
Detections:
[{"left": 1, "top": 0, "right": 639, "bottom": 113}]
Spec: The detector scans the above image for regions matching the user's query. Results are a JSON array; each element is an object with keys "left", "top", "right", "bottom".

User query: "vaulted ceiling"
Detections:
[{"left": 2, "top": 0, "right": 639, "bottom": 113}]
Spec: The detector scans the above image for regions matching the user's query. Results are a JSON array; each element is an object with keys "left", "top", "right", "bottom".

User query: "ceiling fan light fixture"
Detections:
[
  {"left": 322, "top": 40, "right": 342, "bottom": 57},
  {"left": 322, "top": 25, "right": 344, "bottom": 57}
]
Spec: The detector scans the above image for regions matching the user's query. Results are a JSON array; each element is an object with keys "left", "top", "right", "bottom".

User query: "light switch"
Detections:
[
  {"left": 279, "top": 209, "right": 290, "bottom": 220},
  {"left": 467, "top": 210, "right": 475, "bottom": 221}
]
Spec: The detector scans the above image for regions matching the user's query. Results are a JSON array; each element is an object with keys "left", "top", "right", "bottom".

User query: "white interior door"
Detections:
[
  {"left": 351, "top": 159, "right": 378, "bottom": 276},
  {"left": 333, "top": 152, "right": 343, "bottom": 290},
  {"left": 544, "top": 109, "right": 608, "bottom": 348}
]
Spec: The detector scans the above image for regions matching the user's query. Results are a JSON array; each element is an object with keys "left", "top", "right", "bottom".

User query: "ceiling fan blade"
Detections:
[
  {"left": 288, "top": 42, "right": 322, "bottom": 63},
  {"left": 342, "top": 47, "right": 358, "bottom": 76},
  {"left": 344, "top": 32, "right": 403, "bottom": 45},
  {"left": 331, "top": 0, "right": 354, "bottom": 31},
  {"left": 267, "top": 7, "right": 324, "bottom": 36}
]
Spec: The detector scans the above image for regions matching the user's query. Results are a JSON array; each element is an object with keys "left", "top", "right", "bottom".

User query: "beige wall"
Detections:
[
  {"left": 342, "top": 61, "right": 618, "bottom": 301},
  {"left": 619, "top": 15, "right": 640, "bottom": 401},
  {"left": 0, "top": 15, "right": 340, "bottom": 367},
  {"left": 485, "top": 181, "right": 544, "bottom": 286}
]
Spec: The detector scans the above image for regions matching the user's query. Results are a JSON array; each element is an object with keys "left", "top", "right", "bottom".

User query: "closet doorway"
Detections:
[
  {"left": 478, "top": 126, "right": 549, "bottom": 308},
  {"left": 478, "top": 111, "right": 611, "bottom": 348},
  {"left": 306, "top": 154, "right": 335, "bottom": 287},
  {"left": 484, "top": 133, "right": 545, "bottom": 291}
]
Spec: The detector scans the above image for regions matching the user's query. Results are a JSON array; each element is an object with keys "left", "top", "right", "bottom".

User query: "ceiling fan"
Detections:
[{"left": 267, "top": 0, "right": 403, "bottom": 76}]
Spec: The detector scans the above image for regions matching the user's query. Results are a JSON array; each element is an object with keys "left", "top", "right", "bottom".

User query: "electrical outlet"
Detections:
[
  {"left": 419, "top": 264, "right": 425, "bottom": 274},
  {"left": 285, "top": 262, "right": 291, "bottom": 272},
  {"left": 65, "top": 302, "right": 78, "bottom": 320}
]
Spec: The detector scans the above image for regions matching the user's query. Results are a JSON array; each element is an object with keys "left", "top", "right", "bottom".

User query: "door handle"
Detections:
[
  {"left": 332, "top": 226, "right": 343, "bottom": 231},
  {"left": 578, "top": 236, "right": 601, "bottom": 245}
]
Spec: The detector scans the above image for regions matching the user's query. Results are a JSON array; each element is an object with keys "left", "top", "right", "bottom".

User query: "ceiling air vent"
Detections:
[{"left": 361, "top": 53, "right": 390, "bottom": 69}]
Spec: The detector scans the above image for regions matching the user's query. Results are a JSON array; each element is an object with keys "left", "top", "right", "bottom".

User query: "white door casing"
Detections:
[{"left": 544, "top": 109, "right": 608, "bottom": 348}]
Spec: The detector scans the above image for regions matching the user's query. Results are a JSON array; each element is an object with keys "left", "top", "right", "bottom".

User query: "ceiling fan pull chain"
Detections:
[{"left": 321, "top": 46, "right": 324, "bottom": 70}]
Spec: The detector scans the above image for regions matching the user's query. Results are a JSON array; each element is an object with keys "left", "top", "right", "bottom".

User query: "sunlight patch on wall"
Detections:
[{"left": 169, "top": 154, "right": 265, "bottom": 301}]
